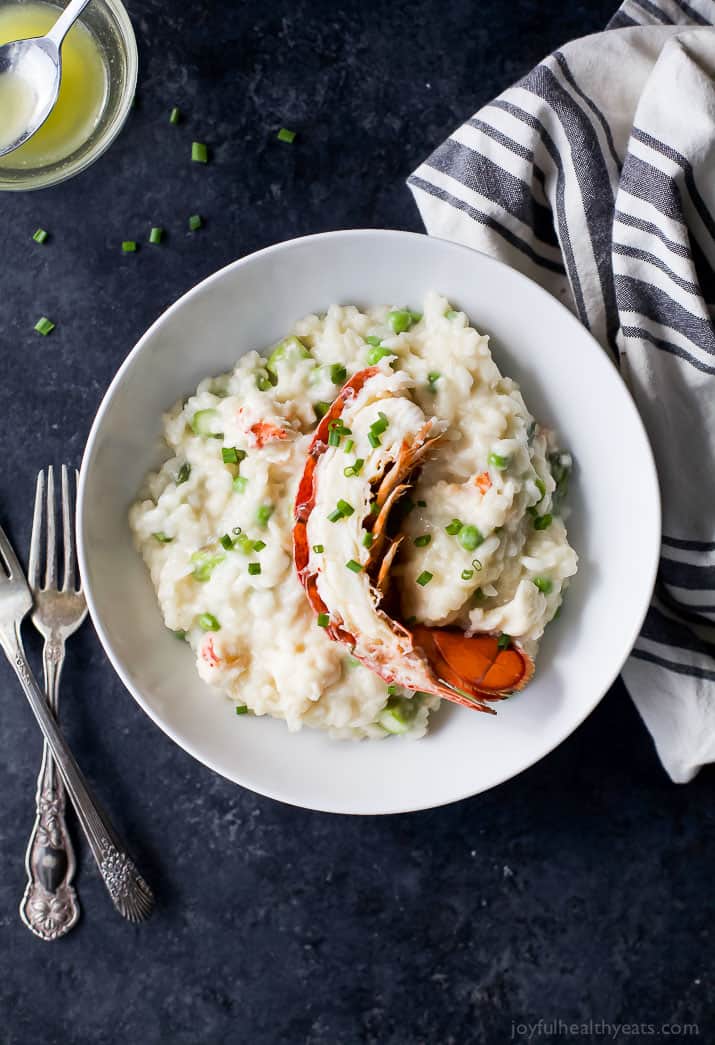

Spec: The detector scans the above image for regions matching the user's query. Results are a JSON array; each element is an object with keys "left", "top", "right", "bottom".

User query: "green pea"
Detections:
[
  {"left": 388, "top": 309, "right": 416, "bottom": 334},
  {"left": 534, "top": 514, "right": 553, "bottom": 531},
  {"left": 488, "top": 452, "right": 510, "bottom": 470},
  {"left": 533, "top": 576, "right": 553, "bottom": 595},
  {"left": 457, "top": 524, "right": 484, "bottom": 551},
  {"left": 367, "top": 344, "right": 394, "bottom": 365},
  {"left": 198, "top": 612, "right": 220, "bottom": 631}
]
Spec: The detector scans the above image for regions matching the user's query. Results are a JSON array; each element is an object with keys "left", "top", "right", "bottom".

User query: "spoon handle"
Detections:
[{"left": 46, "top": 0, "right": 94, "bottom": 48}]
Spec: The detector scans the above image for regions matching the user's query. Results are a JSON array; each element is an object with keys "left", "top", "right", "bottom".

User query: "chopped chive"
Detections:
[
  {"left": 235, "top": 704, "right": 249, "bottom": 714},
  {"left": 328, "top": 508, "right": 343, "bottom": 522},
  {"left": 488, "top": 452, "right": 510, "bottom": 470},
  {"left": 427, "top": 371, "right": 441, "bottom": 392},
  {"left": 252, "top": 539, "right": 266, "bottom": 551},
  {"left": 256, "top": 504, "right": 274, "bottom": 526},
  {"left": 191, "top": 550, "right": 226, "bottom": 581},
  {"left": 32, "top": 228, "right": 48, "bottom": 244},
  {"left": 188, "top": 214, "right": 203, "bottom": 231},
  {"left": 173, "top": 629, "right": 187, "bottom": 640},
  {"left": 461, "top": 569, "right": 474, "bottom": 580},
  {"left": 277, "top": 127, "right": 296, "bottom": 143},
  {"left": 344, "top": 458, "right": 365, "bottom": 478},
  {"left": 337, "top": 499, "right": 354, "bottom": 516},
  {"left": 533, "top": 576, "right": 553, "bottom": 594},
  {"left": 169, "top": 106, "right": 181, "bottom": 124},
  {"left": 153, "top": 531, "right": 173, "bottom": 543},
  {"left": 365, "top": 335, "right": 382, "bottom": 347},
  {"left": 328, "top": 428, "right": 341, "bottom": 448},
  {"left": 471, "top": 558, "right": 483, "bottom": 572},
  {"left": 34, "top": 316, "right": 55, "bottom": 336},
  {"left": 234, "top": 534, "right": 253, "bottom": 554},
  {"left": 222, "top": 446, "right": 246, "bottom": 464},
  {"left": 387, "top": 683, "right": 398, "bottom": 696},
  {"left": 535, "top": 477, "right": 546, "bottom": 499},
  {"left": 149, "top": 226, "right": 163, "bottom": 245},
  {"left": 367, "top": 344, "right": 393, "bottom": 365},
  {"left": 330, "top": 363, "right": 347, "bottom": 384},
  {"left": 369, "top": 501, "right": 380, "bottom": 515},
  {"left": 191, "top": 141, "right": 208, "bottom": 163},
  {"left": 233, "top": 475, "right": 248, "bottom": 493},
  {"left": 248, "top": 562, "right": 261, "bottom": 576},
  {"left": 346, "top": 559, "right": 363, "bottom": 573},
  {"left": 317, "top": 612, "right": 330, "bottom": 628},
  {"left": 198, "top": 612, "right": 220, "bottom": 631},
  {"left": 314, "top": 401, "right": 331, "bottom": 420},
  {"left": 368, "top": 432, "right": 381, "bottom": 449},
  {"left": 191, "top": 408, "right": 222, "bottom": 438},
  {"left": 176, "top": 462, "right": 191, "bottom": 485},
  {"left": 121, "top": 241, "right": 137, "bottom": 253},
  {"left": 220, "top": 534, "right": 234, "bottom": 550},
  {"left": 362, "top": 531, "right": 374, "bottom": 548},
  {"left": 457, "top": 524, "right": 484, "bottom": 551},
  {"left": 312, "top": 544, "right": 324, "bottom": 554},
  {"left": 497, "top": 633, "right": 511, "bottom": 650},
  {"left": 402, "top": 497, "right": 415, "bottom": 515},
  {"left": 343, "top": 438, "right": 354, "bottom": 455},
  {"left": 445, "top": 309, "right": 459, "bottom": 320},
  {"left": 417, "top": 499, "right": 427, "bottom": 507},
  {"left": 255, "top": 373, "right": 273, "bottom": 391},
  {"left": 534, "top": 513, "right": 553, "bottom": 531},
  {"left": 414, "top": 534, "right": 431, "bottom": 547},
  {"left": 370, "top": 412, "right": 389, "bottom": 435},
  {"left": 445, "top": 518, "right": 462, "bottom": 536},
  {"left": 416, "top": 570, "right": 433, "bottom": 587}
]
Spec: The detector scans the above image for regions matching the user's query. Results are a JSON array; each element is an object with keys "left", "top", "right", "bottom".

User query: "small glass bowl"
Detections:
[{"left": 0, "top": 0, "right": 137, "bottom": 191}]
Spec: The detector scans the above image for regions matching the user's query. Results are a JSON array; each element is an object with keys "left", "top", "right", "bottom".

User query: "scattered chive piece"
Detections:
[
  {"left": 416, "top": 570, "right": 433, "bottom": 587},
  {"left": 317, "top": 612, "right": 330, "bottom": 628},
  {"left": 149, "top": 226, "right": 163, "bottom": 245},
  {"left": 445, "top": 518, "right": 462, "bottom": 536},
  {"left": 343, "top": 438, "right": 354, "bottom": 455},
  {"left": 362, "top": 531, "right": 374, "bottom": 548},
  {"left": 235, "top": 705, "right": 249, "bottom": 715},
  {"left": 198, "top": 612, "right": 220, "bottom": 631},
  {"left": 256, "top": 373, "right": 272, "bottom": 391},
  {"left": 34, "top": 316, "right": 55, "bottom": 336},
  {"left": 367, "top": 344, "right": 393, "bottom": 365},
  {"left": 534, "top": 513, "right": 553, "bottom": 531},
  {"left": 344, "top": 458, "right": 365, "bottom": 478},
  {"left": 233, "top": 475, "right": 248, "bottom": 494},
  {"left": 176, "top": 462, "right": 191, "bottom": 484},
  {"left": 220, "top": 534, "right": 234, "bottom": 550},
  {"left": 32, "top": 228, "right": 48, "bottom": 244},
  {"left": 427, "top": 371, "right": 441, "bottom": 392},
  {"left": 387, "top": 683, "right": 398, "bottom": 696},
  {"left": 277, "top": 127, "right": 296, "bottom": 143},
  {"left": 368, "top": 432, "right": 381, "bottom": 449},
  {"left": 122, "top": 240, "right": 137, "bottom": 253},
  {"left": 191, "top": 141, "right": 208, "bottom": 163},
  {"left": 328, "top": 428, "right": 341, "bottom": 448},
  {"left": 458, "top": 524, "right": 484, "bottom": 551},
  {"left": 445, "top": 309, "right": 459, "bottom": 320},
  {"left": 314, "top": 401, "right": 331, "bottom": 420},
  {"left": 252, "top": 539, "right": 266, "bottom": 551},
  {"left": 402, "top": 497, "right": 415, "bottom": 515},
  {"left": 222, "top": 446, "right": 246, "bottom": 465},
  {"left": 169, "top": 106, "right": 181, "bottom": 124},
  {"left": 346, "top": 559, "right": 363, "bottom": 573},
  {"left": 248, "top": 562, "right": 261, "bottom": 575},
  {"left": 257, "top": 504, "right": 274, "bottom": 526},
  {"left": 328, "top": 508, "right": 344, "bottom": 522},
  {"left": 173, "top": 629, "right": 187, "bottom": 640},
  {"left": 337, "top": 499, "right": 354, "bottom": 516},
  {"left": 488, "top": 452, "right": 510, "bottom": 470},
  {"left": 414, "top": 534, "right": 431, "bottom": 547},
  {"left": 535, "top": 477, "right": 546, "bottom": 499},
  {"left": 365, "top": 335, "right": 382, "bottom": 347},
  {"left": 370, "top": 412, "right": 389, "bottom": 435},
  {"left": 369, "top": 501, "right": 380, "bottom": 515},
  {"left": 330, "top": 363, "right": 347, "bottom": 384},
  {"left": 461, "top": 568, "right": 474, "bottom": 580},
  {"left": 312, "top": 544, "right": 324, "bottom": 554},
  {"left": 188, "top": 214, "right": 203, "bottom": 231},
  {"left": 191, "top": 408, "right": 222, "bottom": 438},
  {"left": 497, "top": 633, "right": 511, "bottom": 650},
  {"left": 533, "top": 576, "right": 553, "bottom": 594},
  {"left": 417, "top": 499, "right": 427, "bottom": 507},
  {"left": 153, "top": 531, "right": 173, "bottom": 543},
  {"left": 191, "top": 550, "right": 226, "bottom": 581}
]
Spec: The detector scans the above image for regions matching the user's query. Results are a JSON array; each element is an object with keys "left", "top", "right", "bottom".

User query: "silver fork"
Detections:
[
  {"left": 20, "top": 467, "right": 84, "bottom": 939},
  {"left": 0, "top": 468, "right": 154, "bottom": 929}
]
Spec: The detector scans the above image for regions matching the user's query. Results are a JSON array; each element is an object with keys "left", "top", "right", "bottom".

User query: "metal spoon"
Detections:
[{"left": 0, "top": 0, "right": 93, "bottom": 158}]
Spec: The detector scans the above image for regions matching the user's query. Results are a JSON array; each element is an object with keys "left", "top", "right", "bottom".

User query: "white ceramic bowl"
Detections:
[{"left": 78, "top": 230, "right": 660, "bottom": 815}]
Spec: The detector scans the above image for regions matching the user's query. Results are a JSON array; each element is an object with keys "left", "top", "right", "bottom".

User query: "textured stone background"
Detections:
[{"left": 1, "top": 1, "right": 713, "bottom": 1043}]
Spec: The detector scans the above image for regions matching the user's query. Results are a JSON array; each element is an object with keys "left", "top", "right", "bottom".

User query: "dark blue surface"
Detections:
[{"left": 1, "top": 2, "right": 713, "bottom": 1042}]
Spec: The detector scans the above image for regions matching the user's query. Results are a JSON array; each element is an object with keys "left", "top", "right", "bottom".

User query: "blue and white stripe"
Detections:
[{"left": 408, "top": 0, "right": 715, "bottom": 782}]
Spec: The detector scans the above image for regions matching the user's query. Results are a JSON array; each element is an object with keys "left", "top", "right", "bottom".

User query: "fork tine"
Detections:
[
  {"left": 61, "top": 465, "right": 75, "bottom": 593},
  {"left": 28, "top": 470, "right": 45, "bottom": 590},
  {"left": 45, "top": 465, "right": 57, "bottom": 590},
  {"left": 0, "top": 521, "right": 23, "bottom": 580},
  {"left": 74, "top": 469, "right": 83, "bottom": 594}
]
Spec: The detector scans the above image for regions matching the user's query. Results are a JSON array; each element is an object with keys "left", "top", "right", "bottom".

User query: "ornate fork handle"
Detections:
[
  {"left": 20, "top": 636, "right": 79, "bottom": 939},
  {"left": 3, "top": 624, "right": 154, "bottom": 922}
]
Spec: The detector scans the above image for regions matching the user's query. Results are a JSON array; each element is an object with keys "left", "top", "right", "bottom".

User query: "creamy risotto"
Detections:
[{"left": 129, "top": 292, "right": 577, "bottom": 739}]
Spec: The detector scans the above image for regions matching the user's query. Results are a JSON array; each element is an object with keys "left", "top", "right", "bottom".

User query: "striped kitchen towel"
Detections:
[{"left": 408, "top": 0, "right": 715, "bottom": 783}]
